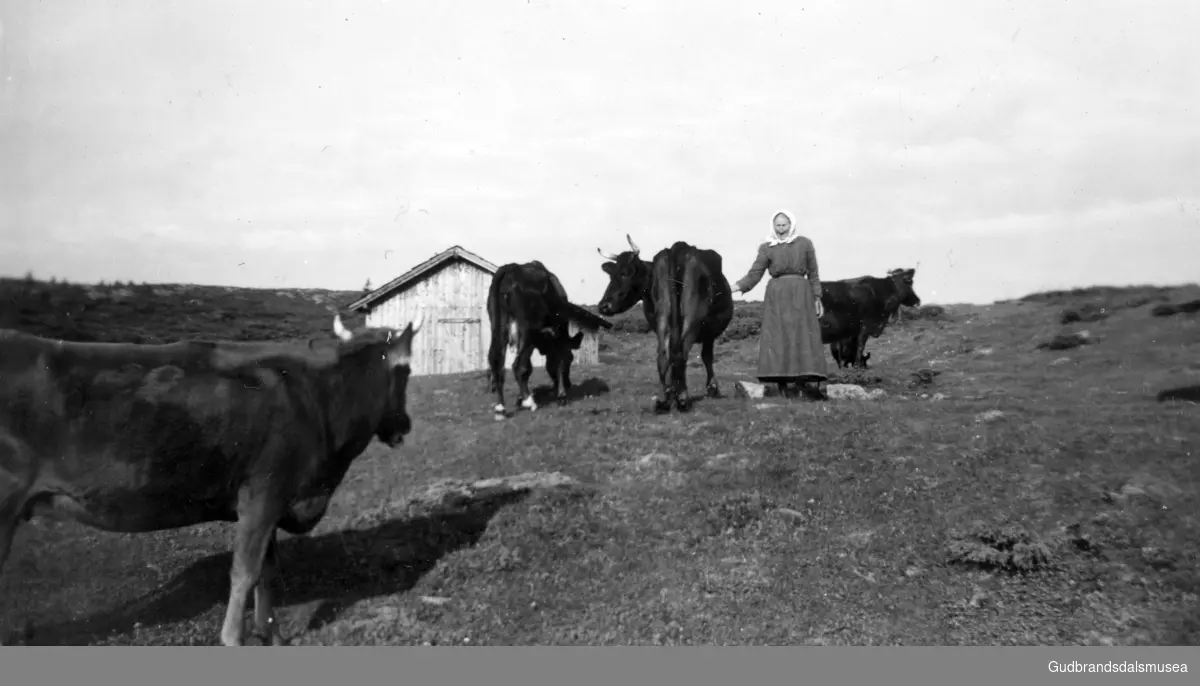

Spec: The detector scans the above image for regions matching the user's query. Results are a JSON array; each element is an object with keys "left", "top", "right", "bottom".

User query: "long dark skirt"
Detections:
[{"left": 756, "top": 275, "right": 828, "bottom": 383}]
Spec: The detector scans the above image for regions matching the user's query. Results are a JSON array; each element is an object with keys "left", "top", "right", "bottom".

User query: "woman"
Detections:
[{"left": 731, "top": 209, "right": 829, "bottom": 399}]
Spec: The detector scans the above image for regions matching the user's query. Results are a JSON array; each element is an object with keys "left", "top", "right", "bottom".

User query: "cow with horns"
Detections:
[{"left": 597, "top": 234, "right": 735, "bottom": 413}]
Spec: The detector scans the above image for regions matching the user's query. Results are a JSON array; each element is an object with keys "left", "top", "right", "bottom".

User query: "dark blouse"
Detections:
[{"left": 734, "top": 236, "right": 822, "bottom": 298}]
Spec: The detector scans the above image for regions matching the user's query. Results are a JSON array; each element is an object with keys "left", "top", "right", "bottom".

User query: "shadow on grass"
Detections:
[
  {"left": 530, "top": 376, "right": 611, "bottom": 406},
  {"left": 1157, "top": 385, "right": 1200, "bottom": 403},
  {"left": 22, "top": 490, "right": 530, "bottom": 646}
]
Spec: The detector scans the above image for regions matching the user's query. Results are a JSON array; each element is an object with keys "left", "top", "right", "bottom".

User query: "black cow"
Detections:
[
  {"left": 819, "top": 268, "right": 921, "bottom": 368},
  {"left": 0, "top": 313, "right": 422, "bottom": 646},
  {"left": 822, "top": 275, "right": 871, "bottom": 369},
  {"left": 598, "top": 234, "right": 734, "bottom": 413},
  {"left": 487, "top": 261, "right": 593, "bottom": 418}
]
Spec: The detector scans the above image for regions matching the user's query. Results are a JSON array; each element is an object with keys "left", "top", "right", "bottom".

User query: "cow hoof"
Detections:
[
  {"left": 556, "top": 396, "right": 569, "bottom": 407},
  {"left": 706, "top": 384, "right": 721, "bottom": 399},
  {"left": 653, "top": 399, "right": 672, "bottom": 414},
  {"left": 521, "top": 397, "right": 538, "bottom": 411},
  {"left": 675, "top": 397, "right": 692, "bottom": 412}
]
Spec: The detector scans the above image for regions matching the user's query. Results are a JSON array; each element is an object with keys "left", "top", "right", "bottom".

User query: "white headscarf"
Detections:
[{"left": 766, "top": 209, "right": 799, "bottom": 246}]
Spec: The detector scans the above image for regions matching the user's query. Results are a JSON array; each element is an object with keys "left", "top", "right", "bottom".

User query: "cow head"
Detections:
[
  {"left": 596, "top": 233, "right": 651, "bottom": 316},
  {"left": 331, "top": 308, "right": 424, "bottom": 447},
  {"left": 889, "top": 268, "right": 922, "bottom": 308}
]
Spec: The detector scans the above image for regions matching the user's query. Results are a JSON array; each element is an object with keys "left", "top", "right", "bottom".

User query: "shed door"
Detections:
[{"left": 434, "top": 308, "right": 483, "bottom": 375}]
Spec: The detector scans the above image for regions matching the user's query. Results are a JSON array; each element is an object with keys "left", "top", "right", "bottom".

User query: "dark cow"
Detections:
[
  {"left": 0, "top": 312, "right": 422, "bottom": 646},
  {"left": 598, "top": 234, "right": 734, "bottom": 413},
  {"left": 487, "top": 261, "right": 597, "bottom": 418},
  {"left": 819, "top": 268, "right": 920, "bottom": 368},
  {"left": 822, "top": 275, "right": 872, "bottom": 370}
]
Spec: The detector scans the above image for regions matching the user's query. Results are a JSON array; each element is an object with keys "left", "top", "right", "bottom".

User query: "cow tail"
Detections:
[{"left": 669, "top": 254, "right": 686, "bottom": 361}]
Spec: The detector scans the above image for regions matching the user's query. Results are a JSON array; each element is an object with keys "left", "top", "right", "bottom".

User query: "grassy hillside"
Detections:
[
  {"left": 0, "top": 275, "right": 366, "bottom": 344},
  {"left": 1, "top": 277, "right": 1199, "bottom": 646}
]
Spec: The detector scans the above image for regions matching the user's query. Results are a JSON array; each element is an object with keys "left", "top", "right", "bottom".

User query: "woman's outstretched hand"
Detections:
[{"left": 814, "top": 299, "right": 824, "bottom": 318}]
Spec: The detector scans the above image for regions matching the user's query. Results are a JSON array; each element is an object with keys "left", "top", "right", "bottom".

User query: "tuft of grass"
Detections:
[
  {"left": 1151, "top": 299, "right": 1200, "bottom": 318},
  {"left": 1059, "top": 304, "right": 1109, "bottom": 325},
  {"left": 946, "top": 521, "right": 1057, "bottom": 574}
]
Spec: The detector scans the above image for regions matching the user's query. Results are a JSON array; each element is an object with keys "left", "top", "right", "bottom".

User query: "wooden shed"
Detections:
[{"left": 346, "top": 245, "right": 609, "bottom": 377}]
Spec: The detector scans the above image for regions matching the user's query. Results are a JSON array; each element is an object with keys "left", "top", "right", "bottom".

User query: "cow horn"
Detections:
[
  {"left": 332, "top": 315, "right": 353, "bottom": 342},
  {"left": 597, "top": 247, "right": 619, "bottom": 261},
  {"left": 408, "top": 304, "right": 426, "bottom": 335},
  {"left": 626, "top": 234, "right": 640, "bottom": 255}
]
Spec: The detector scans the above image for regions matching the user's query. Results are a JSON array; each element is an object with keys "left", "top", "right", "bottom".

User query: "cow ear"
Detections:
[{"left": 601, "top": 262, "right": 616, "bottom": 275}]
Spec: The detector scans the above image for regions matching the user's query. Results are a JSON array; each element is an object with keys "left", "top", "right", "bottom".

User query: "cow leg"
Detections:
[
  {"left": 654, "top": 332, "right": 673, "bottom": 414},
  {"left": 220, "top": 489, "right": 282, "bottom": 647},
  {"left": 0, "top": 486, "right": 27, "bottom": 644},
  {"left": 544, "top": 360, "right": 562, "bottom": 404},
  {"left": 513, "top": 343, "right": 538, "bottom": 412},
  {"left": 674, "top": 330, "right": 698, "bottom": 412},
  {"left": 836, "top": 340, "right": 854, "bottom": 369},
  {"left": 854, "top": 330, "right": 870, "bottom": 369},
  {"left": 491, "top": 363, "right": 507, "bottom": 417},
  {"left": 554, "top": 360, "right": 571, "bottom": 406},
  {"left": 701, "top": 339, "right": 720, "bottom": 398},
  {"left": 488, "top": 337, "right": 508, "bottom": 419},
  {"left": 252, "top": 532, "right": 287, "bottom": 646},
  {"left": 560, "top": 354, "right": 574, "bottom": 394}
]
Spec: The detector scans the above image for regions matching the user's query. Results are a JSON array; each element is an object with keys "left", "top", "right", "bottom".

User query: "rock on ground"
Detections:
[
  {"left": 734, "top": 380, "right": 777, "bottom": 399},
  {"left": 737, "top": 380, "right": 884, "bottom": 401},
  {"left": 1037, "top": 330, "right": 1091, "bottom": 351},
  {"left": 401, "top": 471, "right": 580, "bottom": 511},
  {"left": 826, "top": 384, "right": 886, "bottom": 400}
]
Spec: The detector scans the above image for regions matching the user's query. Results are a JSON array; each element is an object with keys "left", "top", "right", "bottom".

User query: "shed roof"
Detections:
[
  {"left": 345, "top": 245, "right": 612, "bottom": 331},
  {"left": 346, "top": 245, "right": 498, "bottom": 312}
]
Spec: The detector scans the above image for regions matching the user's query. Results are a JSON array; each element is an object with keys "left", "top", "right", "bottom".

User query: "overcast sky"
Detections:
[{"left": 2, "top": 0, "right": 1197, "bottom": 305}]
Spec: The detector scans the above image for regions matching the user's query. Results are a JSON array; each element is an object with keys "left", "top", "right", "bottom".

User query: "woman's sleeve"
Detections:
[
  {"left": 805, "top": 240, "right": 822, "bottom": 299},
  {"left": 735, "top": 244, "right": 770, "bottom": 293}
]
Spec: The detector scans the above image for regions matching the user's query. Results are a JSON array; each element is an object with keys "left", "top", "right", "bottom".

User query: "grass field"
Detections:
[{"left": 1, "top": 275, "right": 1199, "bottom": 645}]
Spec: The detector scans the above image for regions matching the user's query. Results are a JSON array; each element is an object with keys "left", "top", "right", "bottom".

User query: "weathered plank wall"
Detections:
[
  {"left": 366, "top": 258, "right": 602, "bottom": 376},
  {"left": 366, "top": 260, "right": 491, "bottom": 376}
]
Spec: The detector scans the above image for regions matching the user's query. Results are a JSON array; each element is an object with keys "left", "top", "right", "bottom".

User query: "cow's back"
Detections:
[
  {"left": 490, "top": 262, "right": 572, "bottom": 332},
  {"left": 650, "top": 242, "right": 733, "bottom": 338},
  {"left": 1, "top": 336, "right": 334, "bottom": 533}
]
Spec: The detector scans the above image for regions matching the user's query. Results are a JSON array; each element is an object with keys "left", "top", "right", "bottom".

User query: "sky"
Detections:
[{"left": 2, "top": 0, "right": 1197, "bottom": 305}]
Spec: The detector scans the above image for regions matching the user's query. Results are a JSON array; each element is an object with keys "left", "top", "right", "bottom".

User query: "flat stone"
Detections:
[
  {"left": 734, "top": 380, "right": 780, "bottom": 399},
  {"left": 826, "top": 384, "right": 871, "bottom": 400}
]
